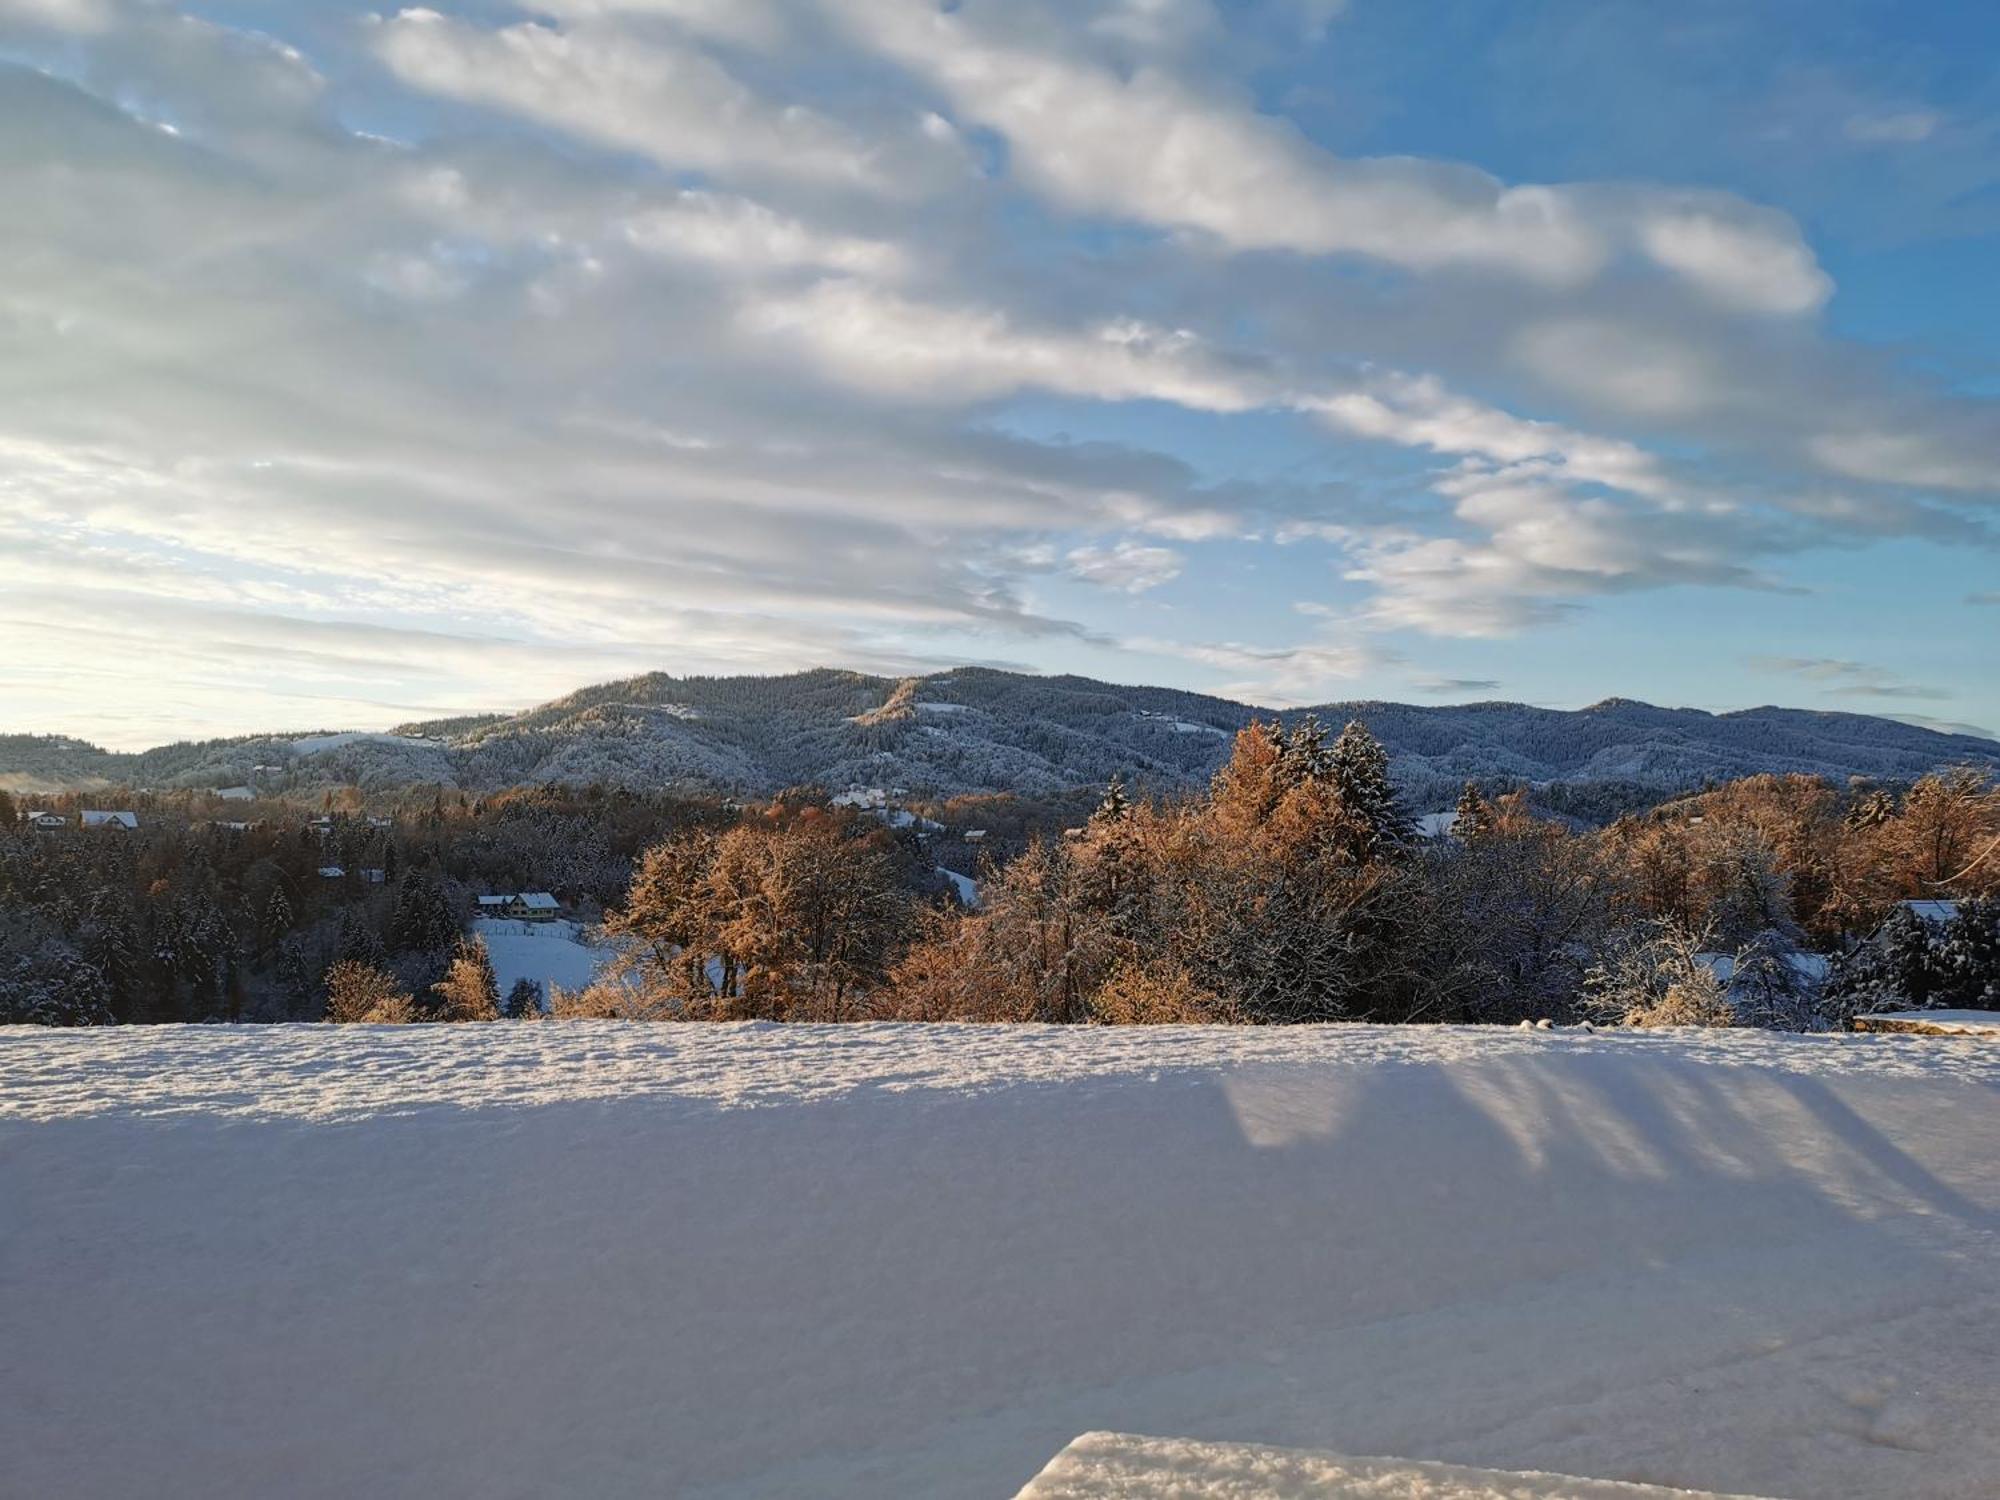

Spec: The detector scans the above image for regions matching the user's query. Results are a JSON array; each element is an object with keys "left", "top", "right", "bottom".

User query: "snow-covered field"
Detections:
[
  {"left": 3, "top": 1024, "right": 1997, "bottom": 1500},
  {"left": 470, "top": 916, "right": 617, "bottom": 1003}
]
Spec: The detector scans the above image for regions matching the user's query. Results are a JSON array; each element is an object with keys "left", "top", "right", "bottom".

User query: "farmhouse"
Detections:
[
  {"left": 478, "top": 891, "right": 562, "bottom": 922},
  {"left": 81, "top": 810, "right": 139, "bottom": 830}
]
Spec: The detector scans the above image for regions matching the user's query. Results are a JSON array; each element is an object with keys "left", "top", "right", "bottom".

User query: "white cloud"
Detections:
[
  {"left": 832, "top": 0, "right": 1832, "bottom": 315},
  {"left": 621, "top": 191, "right": 908, "bottom": 277},
  {"left": 1748, "top": 656, "right": 1951, "bottom": 702},
  {"left": 1066, "top": 540, "right": 1183, "bottom": 593},
  {"left": 1632, "top": 199, "right": 1832, "bottom": 315},
  {"left": 1137, "top": 634, "right": 1385, "bottom": 705},
  {"left": 741, "top": 279, "right": 1269, "bottom": 409},
  {"left": 1810, "top": 428, "right": 1997, "bottom": 493},
  {"left": 373, "top": 9, "right": 907, "bottom": 190},
  {"left": 1512, "top": 319, "right": 1724, "bottom": 418},
  {"left": 1843, "top": 110, "right": 1940, "bottom": 145},
  {"left": 0, "top": 0, "right": 111, "bottom": 31}
]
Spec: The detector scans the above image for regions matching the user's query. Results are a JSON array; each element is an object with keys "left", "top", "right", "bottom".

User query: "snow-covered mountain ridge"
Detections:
[{"left": 5, "top": 667, "right": 1995, "bottom": 802}]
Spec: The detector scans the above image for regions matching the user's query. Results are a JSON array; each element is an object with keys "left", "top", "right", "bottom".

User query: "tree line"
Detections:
[
  {"left": 554, "top": 720, "right": 1999, "bottom": 1028},
  {"left": 3, "top": 722, "right": 1996, "bottom": 1028}
]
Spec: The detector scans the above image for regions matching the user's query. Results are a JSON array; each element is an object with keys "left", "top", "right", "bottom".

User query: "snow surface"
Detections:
[
  {"left": 1019, "top": 1431, "right": 1775, "bottom": 1498},
  {"left": 470, "top": 916, "right": 616, "bottom": 1001},
  {"left": 939, "top": 867, "right": 980, "bottom": 906},
  {"left": 4, "top": 1024, "right": 1998, "bottom": 1500}
]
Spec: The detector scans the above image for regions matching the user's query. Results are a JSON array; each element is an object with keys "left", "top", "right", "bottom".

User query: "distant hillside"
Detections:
[{"left": 6, "top": 668, "right": 1997, "bottom": 808}]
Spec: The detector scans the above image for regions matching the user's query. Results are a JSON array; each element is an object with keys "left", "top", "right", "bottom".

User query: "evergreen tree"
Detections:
[
  {"left": 0, "top": 789, "right": 16, "bottom": 826},
  {"left": 263, "top": 884, "right": 294, "bottom": 951},
  {"left": 1935, "top": 900, "right": 2000, "bottom": 1009},
  {"left": 1453, "top": 781, "right": 1495, "bottom": 840},
  {"left": 1328, "top": 720, "right": 1411, "bottom": 861},
  {"left": 1091, "top": 774, "right": 1131, "bottom": 825},
  {"left": 505, "top": 976, "right": 543, "bottom": 1019},
  {"left": 336, "top": 907, "right": 387, "bottom": 970}
]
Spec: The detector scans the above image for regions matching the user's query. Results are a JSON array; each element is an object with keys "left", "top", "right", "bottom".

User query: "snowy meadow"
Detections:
[{"left": 4, "top": 1022, "right": 1996, "bottom": 1499}]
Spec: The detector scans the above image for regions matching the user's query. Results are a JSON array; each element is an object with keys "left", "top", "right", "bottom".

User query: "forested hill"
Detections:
[{"left": 6, "top": 668, "right": 1997, "bottom": 807}]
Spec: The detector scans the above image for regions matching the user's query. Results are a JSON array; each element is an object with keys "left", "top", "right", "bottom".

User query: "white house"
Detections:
[
  {"left": 478, "top": 892, "right": 563, "bottom": 922},
  {"left": 81, "top": 810, "right": 139, "bottom": 830}
]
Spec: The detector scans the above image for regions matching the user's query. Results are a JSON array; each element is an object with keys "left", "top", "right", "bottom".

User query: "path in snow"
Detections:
[{"left": 2, "top": 1023, "right": 1997, "bottom": 1500}]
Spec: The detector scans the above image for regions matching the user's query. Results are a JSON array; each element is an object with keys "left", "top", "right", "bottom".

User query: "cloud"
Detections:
[
  {"left": 1809, "top": 427, "right": 2000, "bottom": 493},
  {"left": 1137, "top": 635, "right": 1388, "bottom": 706},
  {"left": 1630, "top": 198, "right": 1831, "bottom": 315},
  {"left": 741, "top": 279, "right": 1269, "bottom": 409},
  {"left": 1749, "top": 656, "right": 1952, "bottom": 703},
  {"left": 1411, "top": 676, "right": 1501, "bottom": 695},
  {"left": 372, "top": 9, "right": 925, "bottom": 191},
  {"left": 1843, "top": 110, "right": 1941, "bottom": 145},
  {"left": 1881, "top": 713, "right": 1998, "bottom": 743},
  {"left": 831, "top": 0, "right": 1832, "bottom": 312},
  {"left": 0, "top": 0, "right": 1992, "bottom": 744},
  {"left": 1066, "top": 541, "right": 1184, "bottom": 593}
]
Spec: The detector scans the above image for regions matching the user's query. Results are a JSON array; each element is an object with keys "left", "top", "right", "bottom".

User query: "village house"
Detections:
[
  {"left": 478, "top": 891, "right": 562, "bottom": 922},
  {"left": 81, "top": 810, "right": 139, "bottom": 830},
  {"left": 28, "top": 811, "right": 67, "bottom": 831}
]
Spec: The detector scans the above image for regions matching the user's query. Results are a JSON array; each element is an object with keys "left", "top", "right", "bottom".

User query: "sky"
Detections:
[{"left": 1, "top": 0, "right": 1996, "bottom": 751}]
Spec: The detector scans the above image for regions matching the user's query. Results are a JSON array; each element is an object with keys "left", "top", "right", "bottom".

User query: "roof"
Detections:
[
  {"left": 317, "top": 866, "right": 345, "bottom": 878},
  {"left": 516, "top": 892, "right": 559, "bottom": 909},
  {"left": 215, "top": 786, "right": 254, "bottom": 800},
  {"left": 81, "top": 810, "right": 139, "bottom": 829},
  {"left": 477, "top": 895, "right": 511, "bottom": 907}
]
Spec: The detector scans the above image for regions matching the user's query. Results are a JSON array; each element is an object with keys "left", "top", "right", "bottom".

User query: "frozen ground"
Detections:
[{"left": 2, "top": 1023, "right": 1997, "bottom": 1500}]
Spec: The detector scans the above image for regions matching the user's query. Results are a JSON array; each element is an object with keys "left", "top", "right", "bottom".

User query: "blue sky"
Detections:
[{"left": 0, "top": 0, "right": 1994, "bottom": 747}]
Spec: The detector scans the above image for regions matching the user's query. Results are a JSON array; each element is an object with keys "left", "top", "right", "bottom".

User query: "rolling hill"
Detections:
[{"left": 5, "top": 668, "right": 1996, "bottom": 807}]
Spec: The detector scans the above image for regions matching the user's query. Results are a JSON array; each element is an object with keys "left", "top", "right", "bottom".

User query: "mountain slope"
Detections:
[{"left": 5, "top": 668, "right": 1996, "bottom": 803}]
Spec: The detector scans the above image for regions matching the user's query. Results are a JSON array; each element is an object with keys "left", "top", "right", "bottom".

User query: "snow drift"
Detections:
[{"left": 3, "top": 1023, "right": 1997, "bottom": 1500}]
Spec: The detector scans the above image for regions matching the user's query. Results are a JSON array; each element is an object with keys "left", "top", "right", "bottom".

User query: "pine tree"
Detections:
[
  {"left": 1282, "top": 715, "right": 1331, "bottom": 788},
  {"left": 1091, "top": 774, "right": 1131, "bottom": 826},
  {"left": 1453, "top": 781, "right": 1495, "bottom": 840},
  {"left": 505, "top": 976, "right": 543, "bottom": 1019},
  {"left": 1328, "top": 720, "right": 1411, "bottom": 861},
  {"left": 336, "top": 907, "right": 387, "bottom": 970},
  {"left": 263, "top": 884, "right": 294, "bottom": 950}
]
